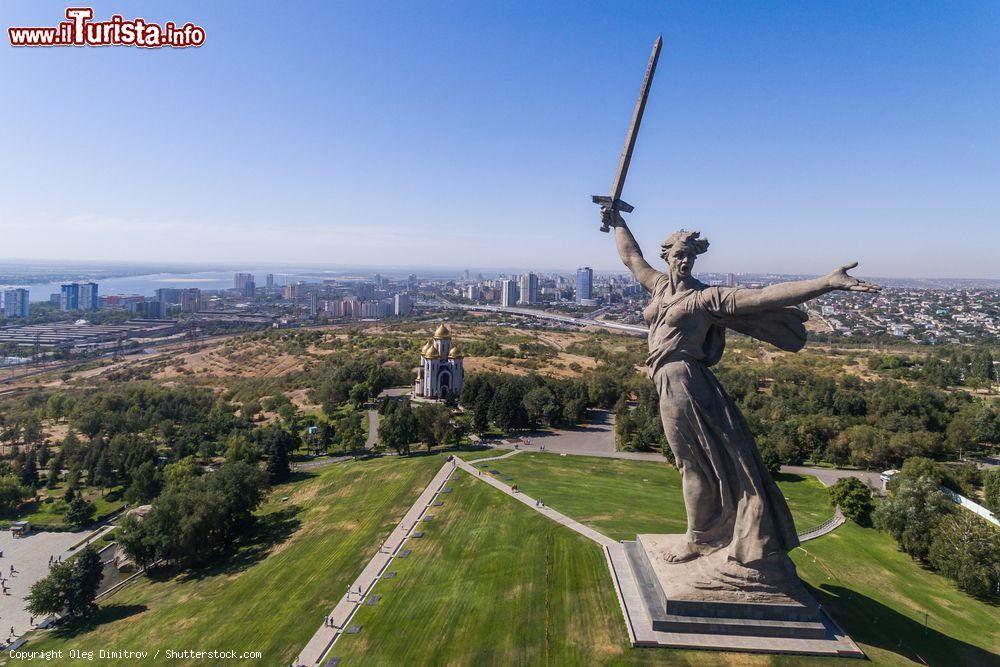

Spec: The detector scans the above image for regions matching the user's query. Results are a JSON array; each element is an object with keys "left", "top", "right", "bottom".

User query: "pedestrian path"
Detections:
[
  {"left": 797, "top": 508, "right": 846, "bottom": 542},
  {"left": 295, "top": 459, "right": 458, "bottom": 666}
]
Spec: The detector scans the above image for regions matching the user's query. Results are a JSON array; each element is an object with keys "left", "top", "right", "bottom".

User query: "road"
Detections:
[
  {"left": 780, "top": 465, "right": 882, "bottom": 489},
  {"left": 365, "top": 410, "right": 379, "bottom": 449}
]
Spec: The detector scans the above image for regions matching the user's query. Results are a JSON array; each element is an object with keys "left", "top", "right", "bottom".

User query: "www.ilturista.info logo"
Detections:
[{"left": 8, "top": 7, "right": 205, "bottom": 48}]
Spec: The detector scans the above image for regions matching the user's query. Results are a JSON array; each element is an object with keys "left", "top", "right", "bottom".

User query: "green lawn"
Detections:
[
  {"left": 469, "top": 453, "right": 1000, "bottom": 665},
  {"left": 15, "top": 455, "right": 446, "bottom": 666},
  {"left": 793, "top": 524, "right": 1000, "bottom": 666},
  {"left": 474, "top": 453, "right": 835, "bottom": 540},
  {"left": 332, "top": 469, "right": 631, "bottom": 665},
  {"left": 4, "top": 485, "right": 125, "bottom": 530}
]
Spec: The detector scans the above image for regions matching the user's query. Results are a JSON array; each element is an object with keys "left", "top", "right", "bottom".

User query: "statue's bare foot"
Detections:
[
  {"left": 662, "top": 541, "right": 702, "bottom": 563},
  {"left": 652, "top": 534, "right": 704, "bottom": 564}
]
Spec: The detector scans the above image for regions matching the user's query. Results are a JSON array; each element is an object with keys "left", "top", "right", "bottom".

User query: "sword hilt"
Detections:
[{"left": 591, "top": 195, "right": 634, "bottom": 232}]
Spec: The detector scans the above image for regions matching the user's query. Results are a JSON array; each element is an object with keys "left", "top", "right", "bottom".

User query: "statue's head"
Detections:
[{"left": 660, "top": 230, "right": 709, "bottom": 280}]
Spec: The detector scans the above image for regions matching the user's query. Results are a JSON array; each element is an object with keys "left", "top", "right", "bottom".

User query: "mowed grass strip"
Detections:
[
  {"left": 793, "top": 523, "right": 1000, "bottom": 666},
  {"left": 476, "top": 453, "right": 835, "bottom": 540},
  {"left": 474, "top": 454, "right": 1000, "bottom": 665},
  {"left": 15, "top": 455, "right": 445, "bottom": 667},
  {"left": 333, "top": 469, "right": 628, "bottom": 666}
]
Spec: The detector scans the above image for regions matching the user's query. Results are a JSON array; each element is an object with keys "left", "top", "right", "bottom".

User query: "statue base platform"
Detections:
[{"left": 605, "top": 535, "right": 864, "bottom": 657}]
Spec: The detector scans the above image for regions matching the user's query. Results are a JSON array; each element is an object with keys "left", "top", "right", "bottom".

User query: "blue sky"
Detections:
[{"left": 2, "top": 1, "right": 998, "bottom": 277}]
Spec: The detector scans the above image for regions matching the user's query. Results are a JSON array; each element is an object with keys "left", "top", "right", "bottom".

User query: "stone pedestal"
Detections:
[{"left": 613, "top": 534, "right": 864, "bottom": 657}]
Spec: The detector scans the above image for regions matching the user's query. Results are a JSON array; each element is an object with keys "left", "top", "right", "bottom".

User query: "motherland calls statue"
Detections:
[{"left": 604, "top": 206, "right": 880, "bottom": 604}]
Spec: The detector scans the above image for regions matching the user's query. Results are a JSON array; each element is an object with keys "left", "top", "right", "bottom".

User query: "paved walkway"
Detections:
[
  {"left": 485, "top": 410, "right": 664, "bottom": 462},
  {"left": 780, "top": 465, "right": 882, "bottom": 490},
  {"left": 0, "top": 521, "right": 116, "bottom": 645},
  {"left": 295, "top": 459, "right": 458, "bottom": 666},
  {"left": 364, "top": 410, "right": 379, "bottom": 450},
  {"left": 797, "top": 507, "right": 846, "bottom": 542}
]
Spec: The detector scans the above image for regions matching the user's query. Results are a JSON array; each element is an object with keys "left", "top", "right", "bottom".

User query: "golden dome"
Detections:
[
  {"left": 421, "top": 341, "right": 437, "bottom": 357},
  {"left": 448, "top": 344, "right": 464, "bottom": 359},
  {"left": 433, "top": 323, "right": 452, "bottom": 339}
]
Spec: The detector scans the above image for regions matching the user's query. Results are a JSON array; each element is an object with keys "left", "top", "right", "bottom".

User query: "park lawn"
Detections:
[
  {"left": 333, "top": 468, "right": 630, "bottom": 666},
  {"left": 6, "top": 485, "right": 125, "bottom": 530},
  {"left": 475, "top": 453, "right": 835, "bottom": 540},
  {"left": 474, "top": 453, "right": 1000, "bottom": 665},
  {"left": 15, "top": 455, "right": 447, "bottom": 667},
  {"left": 792, "top": 523, "right": 1000, "bottom": 666}
]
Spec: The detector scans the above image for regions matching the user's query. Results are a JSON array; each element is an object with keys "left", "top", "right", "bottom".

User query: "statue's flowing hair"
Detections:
[{"left": 659, "top": 230, "right": 710, "bottom": 261}]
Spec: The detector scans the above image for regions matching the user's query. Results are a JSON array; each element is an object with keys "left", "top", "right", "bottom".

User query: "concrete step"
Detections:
[{"left": 652, "top": 612, "right": 829, "bottom": 639}]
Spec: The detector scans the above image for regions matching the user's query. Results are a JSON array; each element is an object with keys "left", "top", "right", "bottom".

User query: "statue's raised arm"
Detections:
[
  {"left": 602, "top": 206, "right": 662, "bottom": 291},
  {"left": 729, "top": 261, "right": 881, "bottom": 314}
]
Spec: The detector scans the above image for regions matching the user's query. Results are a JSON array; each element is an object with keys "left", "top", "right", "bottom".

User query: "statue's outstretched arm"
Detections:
[
  {"left": 603, "top": 207, "right": 661, "bottom": 291},
  {"left": 732, "top": 263, "right": 880, "bottom": 314}
]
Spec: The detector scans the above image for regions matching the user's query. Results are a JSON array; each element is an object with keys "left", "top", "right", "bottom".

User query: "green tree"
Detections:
[
  {"left": 828, "top": 477, "right": 876, "bottom": 526},
  {"left": 162, "top": 456, "right": 202, "bottom": 489},
  {"left": 927, "top": 511, "right": 1000, "bottom": 599},
  {"left": 379, "top": 401, "right": 417, "bottom": 455},
  {"left": 125, "top": 460, "right": 162, "bottom": 504},
  {"left": 224, "top": 431, "right": 260, "bottom": 465},
  {"left": 0, "top": 476, "right": 32, "bottom": 517},
  {"left": 415, "top": 404, "right": 454, "bottom": 451},
  {"left": 336, "top": 412, "right": 366, "bottom": 452},
  {"left": 65, "top": 496, "right": 96, "bottom": 529},
  {"left": 489, "top": 383, "right": 529, "bottom": 433},
  {"left": 256, "top": 425, "right": 297, "bottom": 484},
  {"left": 874, "top": 474, "right": 954, "bottom": 561},
  {"left": 19, "top": 451, "right": 39, "bottom": 489},
  {"left": 117, "top": 462, "right": 268, "bottom": 569},
  {"left": 25, "top": 545, "right": 104, "bottom": 621},
  {"left": 983, "top": 468, "right": 1000, "bottom": 515}
]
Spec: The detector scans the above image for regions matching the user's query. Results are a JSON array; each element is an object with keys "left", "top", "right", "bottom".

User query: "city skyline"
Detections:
[{"left": 2, "top": 2, "right": 998, "bottom": 278}]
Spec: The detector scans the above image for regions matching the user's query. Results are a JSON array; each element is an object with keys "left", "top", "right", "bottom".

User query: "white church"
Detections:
[{"left": 414, "top": 323, "right": 464, "bottom": 400}]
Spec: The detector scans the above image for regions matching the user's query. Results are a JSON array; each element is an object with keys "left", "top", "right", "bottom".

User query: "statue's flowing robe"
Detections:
[{"left": 644, "top": 276, "right": 805, "bottom": 564}]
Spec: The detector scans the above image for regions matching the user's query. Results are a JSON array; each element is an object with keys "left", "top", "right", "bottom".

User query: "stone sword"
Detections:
[{"left": 592, "top": 35, "right": 663, "bottom": 232}]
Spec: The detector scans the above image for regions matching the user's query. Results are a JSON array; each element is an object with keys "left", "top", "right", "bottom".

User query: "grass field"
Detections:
[
  {"left": 333, "top": 470, "right": 628, "bottom": 665},
  {"left": 336, "top": 467, "right": 991, "bottom": 666},
  {"left": 474, "top": 453, "right": 835, "bottom": 540},
  {"left": 14, "top": 455, "right": 446, "bottom": 666},
  {"left": 794, "top": 523, "right": 1000, "bottom": 666},
  {"left": 4, "top": 485, "right": 125, "bottom": 530}
]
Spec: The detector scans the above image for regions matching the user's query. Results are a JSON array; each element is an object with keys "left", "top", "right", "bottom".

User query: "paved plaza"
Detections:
[
  {"left": 490, "top": 409, "right": 664, "bottom": 462},
  {"left": 0, "top": 528, "right": 94, "bottom": 644}
]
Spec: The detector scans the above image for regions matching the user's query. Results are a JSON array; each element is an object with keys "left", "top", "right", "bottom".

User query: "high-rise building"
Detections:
[
  {"left": 78, "top": 282, "right": 99, "bottom": 311},
  {"left": 519, "top": 273, "right": 539, "bottom": 305},
  {"left": 394, "top": 293, "right": 413, "bottom": 316},
  {"left": 60, "top": 283, "right": 97, "bottom": 311},
  {"left": 60, "top": 284, "right": 78, "bottom": 311},
  {"left": 308, "top": 292, "right": 318, "bottom": 316},
  {"left": 725, "top": 272, "right": 736, "bottom": 287},
  {"left": 155, "top": 288, "right": 181, "bottom": 307},
  {"left": 3, "top": 289, "right": 29, "bottom": 318},
  {"left": 266, "top": 273, "right": 275, "bottom": 289},
  {"left": 575, "top": 267, "right": 593, "bottom": 305},
  {"left": 234, "top": 273, "right": 254, "bottom": 294},
  {"left": 501, "top": 279, "right": 517, "bottom": 308},
  {"left": 179, "top": 288, "right": 201, "bottom": 313},
  {"left": 465, "top": 285, "right": 481, "bottom": 301}
]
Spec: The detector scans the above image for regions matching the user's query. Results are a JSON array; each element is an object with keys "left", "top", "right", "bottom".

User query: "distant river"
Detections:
[{"left": 2, "top": 269, "right": 367, "bottom": 302}]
